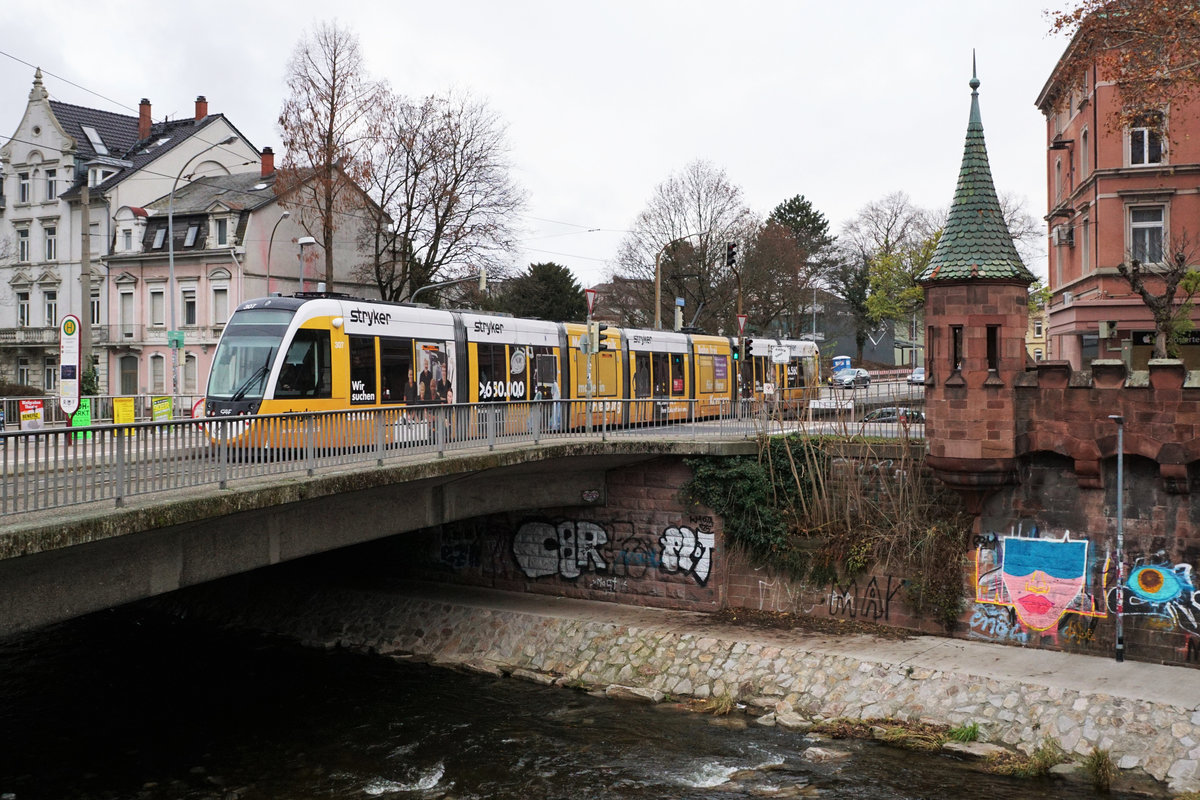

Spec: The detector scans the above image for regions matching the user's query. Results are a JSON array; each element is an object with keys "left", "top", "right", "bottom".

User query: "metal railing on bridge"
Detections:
[{"left": 1, "top": 387, "right": 925, "bottom": 518}]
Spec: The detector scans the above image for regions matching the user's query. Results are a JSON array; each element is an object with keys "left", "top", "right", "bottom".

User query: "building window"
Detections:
[
  {"left": 1054, "top": 158, "right": 1062, "bottom": 201},
  {"left": 184, "top": 354, "right": 198, "bottom": 394},
  {"left": 152, "top": 228, "right": 166, "bottom": 249},
  {"left": 43, "top": 225, "right": 56, "bottom": 261},
  {"left": 1129, "top": 112, "right": 1164, "bottom": 165},
  {"left": 986, "top": 325, "right": 999, "bottom": 371},
  {"left": 216, "top": 218, "right": 228, "bottom": 246},
  {"left": 120, "top": 291, "right": 134, "bottom": 339},
  {"left": 17, "top": 291, "right": 29, "bottom": 327},
  {"left": 44, "top": 290, "right": 56, "bottom": 327},
  {"left": 150, "top": 354, "right": 165, "bottom": 394},
  {"left": 182, "top": 288, "right": 197, "bottom": 326},
  {"left": 1034, "top": 348, "right": 1044, "bottom": 361},
  {"left": 43, "top": 357, "right": 57, "bottom": 391},
  {"left": 17, "top": 228, "right": 29, "bottom": 262},
  {"left": 950, "top": 325, "right": 963, "bottom": 371},
  {"left": 1130, "top": 206, "right": 1164, "bottom": 263},
  {"left": 1034, "top": 320, "right": 1043, "bottom": 338},
  {"left": 150, "top": 289, "right": 165, "bottom": 327},
  {"left": 90, "top": 290, "right": 100, "bottom": 325},
  {"left": 45, "top": 169, "right": 56, "bottom": 200},
  {"left": 17, "top": 358, "right": 30, "bottom": 386},
  {"left": 212, "top": 286, "right": 228, "bottom": 325},
  {"left": 81, "top": 125, "right": 109, "bottom": 155},
  {"left": 184, "top": 224, "right": 199, "bottom": 247},
  {"left": 119, "top": 354, "right": 138, "bottom": 395},
  {"left": 123, "top": 229, "right": 133, "bottom": 251},
  {"left": 17, "top": 172, "right": 29, "bottom": 203},
  {"left": 1080, "top": 129, "right": 1089, "bottom": 177}
]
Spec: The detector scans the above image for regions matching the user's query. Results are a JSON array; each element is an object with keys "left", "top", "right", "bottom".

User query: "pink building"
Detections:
[{"left": 1036, "top": 31, "right": 1200, "bottom": 368}]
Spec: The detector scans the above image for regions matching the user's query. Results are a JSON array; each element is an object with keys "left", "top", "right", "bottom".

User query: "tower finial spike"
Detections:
[{"left": 970, "top": 50, "right": 980, "bottom": 91}]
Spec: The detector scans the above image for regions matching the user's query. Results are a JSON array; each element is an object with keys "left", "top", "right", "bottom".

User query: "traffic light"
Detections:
[
  {"left": 726, "top": 241, "right": 737, "bottom": 267},
  {"left": 594, "top": 322, "right": 613, "bottom": 351},
  {"left": 743, "top": 337, "right": 754, "bottom": 354}
]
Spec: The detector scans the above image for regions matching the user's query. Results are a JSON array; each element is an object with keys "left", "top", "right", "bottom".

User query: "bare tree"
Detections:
[
  {"left": 357, "top": 90, "right": 524, "bottom": 302},
  {"left": 277, "top": 20, "right": 385, "bottom": 290},
  {"left": 1117, "top": 235, "right": 1200, "bottom": 358},
  {"left": 613, "top": 160, "right": 755, "bottom": 332},
  {"left": 833, "top": 192, "right": 935, "bottom": 361}
]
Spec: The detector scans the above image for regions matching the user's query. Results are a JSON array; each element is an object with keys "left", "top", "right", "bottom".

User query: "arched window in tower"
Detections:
[
  {"left": 986, "top": 326, "right": 999, "bottom": 371},
  {"left": 951, "top": 325, "right": 963, "bottom": 372}
]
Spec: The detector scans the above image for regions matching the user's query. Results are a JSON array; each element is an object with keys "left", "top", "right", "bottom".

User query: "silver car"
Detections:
[{"left": 832, "top": 368, "right": 871, "bottom": 388}]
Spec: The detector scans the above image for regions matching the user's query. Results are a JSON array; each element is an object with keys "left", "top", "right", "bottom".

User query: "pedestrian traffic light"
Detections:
[
  {"left": 595, "top": 322, "right": 613, "bottom": 351},
  {"left": 726, "top": 241, "right": 737, "bottom": 267}
]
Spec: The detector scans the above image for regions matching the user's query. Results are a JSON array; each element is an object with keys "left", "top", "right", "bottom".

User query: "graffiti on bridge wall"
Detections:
[
  {"left": 1108, "top": 553, "right": 1200, "bottom": 636},
  {"left": 975, "top": 525, "right": 1200, "bottom": 648},
  {"left": 512, "top": 518, "right": 715, "bottom": 586},
  {"left": 975, "top": 528, "right": 1109, "bottom": 633},
  {"left": 828, "top": 575, "right": 906, "bottom": 622}
]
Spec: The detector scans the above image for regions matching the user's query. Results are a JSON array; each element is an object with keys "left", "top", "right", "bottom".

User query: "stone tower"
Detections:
[{"left": 918, "top": 62, "right": 1037, "bottom": 513}]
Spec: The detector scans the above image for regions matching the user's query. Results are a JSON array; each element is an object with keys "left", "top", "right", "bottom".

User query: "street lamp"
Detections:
[
  {"left": 265, "top": 210, "right": 291, "bottom": 293},
  {"left": 297, "top": 236, "right": 317, "bottom": 292},
  {"left": 168, "top": 135, "right": 238, "bottom": 397},
  {"left": 654, "top": 231, "right": 707, "bottom": 330},
  {"left": 1109, "top": 414, "right": 1126, "bottom": 663}
]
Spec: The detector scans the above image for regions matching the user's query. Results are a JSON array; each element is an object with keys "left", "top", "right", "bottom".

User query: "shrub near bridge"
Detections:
[{"left": 684, "top": 434, "right": 972, "bottom": 629}]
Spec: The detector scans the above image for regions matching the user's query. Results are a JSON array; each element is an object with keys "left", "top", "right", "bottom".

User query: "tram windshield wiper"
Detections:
[{"left": 231, "top": 350, "right": 275, "bottom": 402}]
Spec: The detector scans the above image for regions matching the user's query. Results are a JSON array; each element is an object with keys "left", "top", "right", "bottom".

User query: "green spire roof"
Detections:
[{"left": 920, "top": 60, "right": 1036, "bottom": 284}]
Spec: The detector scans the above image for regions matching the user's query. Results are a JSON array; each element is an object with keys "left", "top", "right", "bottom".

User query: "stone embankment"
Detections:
[{"left": 188, "top": 581, "right": 1200, "bottom": 795}]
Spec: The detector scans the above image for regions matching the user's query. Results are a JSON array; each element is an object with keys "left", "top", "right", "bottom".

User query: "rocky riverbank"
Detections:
[{"left": 176, "top": 579, "right": 1200, "bottom": 796}]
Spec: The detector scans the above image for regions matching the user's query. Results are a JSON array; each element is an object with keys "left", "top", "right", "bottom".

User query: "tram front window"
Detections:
[{"left": 207, "top": 308, "right": 294, "bottom": 400}]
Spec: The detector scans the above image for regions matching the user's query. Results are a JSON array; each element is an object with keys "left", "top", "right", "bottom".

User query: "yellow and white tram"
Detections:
[{"left": 204, "top": 292, "right": 821, "bottom": 445}]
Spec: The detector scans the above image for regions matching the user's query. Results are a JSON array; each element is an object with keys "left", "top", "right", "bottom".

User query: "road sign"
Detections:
[
  {"left": 737, "top": 314, "right": 748, "bottom": 336},
  {"left": 770, "top": 345, "right": 789, "bottom": 364},
  {"left": 59, "top": 315, "right": 81, "bottom": 416},
  {"left": 168, "top": 330, "right": 185, "bottom": 349},
  {"left": 585, "top": 288, "right": 597, "bottom": 317}
]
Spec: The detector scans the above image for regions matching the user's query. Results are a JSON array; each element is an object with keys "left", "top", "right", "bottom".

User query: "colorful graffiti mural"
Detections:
[
  {"left": 1108, "top": 554, "right": 1200, "bottom": 635},
  {"left": 511, "top": 518, "right": 714, "bottom": 587},
  {"left": 975, "top": 530, "right": 1108, "bottom": 632}
]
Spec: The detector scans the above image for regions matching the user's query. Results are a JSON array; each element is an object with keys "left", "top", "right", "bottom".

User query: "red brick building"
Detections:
[{"left": 1036, "top": 27, "right": 1200, "bottom": 369}]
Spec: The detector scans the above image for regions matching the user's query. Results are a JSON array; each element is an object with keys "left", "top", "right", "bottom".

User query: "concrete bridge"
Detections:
[{"left": 0, "top": 435, "right": 755, "bottom": 639}]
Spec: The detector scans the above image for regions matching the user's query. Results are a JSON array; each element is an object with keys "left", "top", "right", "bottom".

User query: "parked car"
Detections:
[
  {"left": 864, "top": 407, "right": 926, "bottom": 424},
  {"left": 861, "top": 407, "right": 925, "bottom": 424},
  {"left": 831, "top": 367, "right": 871, "bottom": 388},
  {"left": 907, "top": 367, "right": 926, "bottom": 386}
]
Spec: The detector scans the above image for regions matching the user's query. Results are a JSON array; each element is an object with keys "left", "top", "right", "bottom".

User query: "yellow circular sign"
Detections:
[{"left": 62, "top": 318, "right": 77, "bottom": 336}]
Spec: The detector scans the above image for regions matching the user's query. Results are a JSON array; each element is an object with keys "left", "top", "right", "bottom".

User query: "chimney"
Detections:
[
  {"left": 261, "top": 146, "right": 275, "bottom": 177},
  {"left": 194, "top": 95, "right": 208, "bottom": 121},
  {"left": 138, "top": 98, "right": 151, "bottom": 140}
]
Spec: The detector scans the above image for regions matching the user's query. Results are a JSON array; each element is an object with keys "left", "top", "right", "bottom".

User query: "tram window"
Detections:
[
  {"left": 697, "top": 355, "right": 714, "bottom": 393},
  {"left": 477, "top": 343, "right": 507, "bottom": 402},
  {"left": 379, "top": 337, "right": 413, "bottom": 404},
  {"left": 651, "top": 353, "right": 669, "bottom": 397},
  {"left": 276, "top": 329, "right": 331, "bottom": 399},
  {"left": 633, "top": 353, "right": 651, "bottom": 398},
  {"left": 713, "top": 354, "right": 728, "bottom": 393},
  {"left": 787, "top": 362, "right": 802, "bottom": 388},
  {"left": 533, "top": 349, "right": 558, "bottom": 401},
  {"left": 348, "top": 335, "right": 377, "bottom": 405},
  {"left": 670, "top": 353, "right": 685, "bottom": 396}
]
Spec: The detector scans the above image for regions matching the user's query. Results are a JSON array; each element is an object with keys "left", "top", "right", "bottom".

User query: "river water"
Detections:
[{"left": 0, "top": 606, "right": 1145, "bottom": 800}]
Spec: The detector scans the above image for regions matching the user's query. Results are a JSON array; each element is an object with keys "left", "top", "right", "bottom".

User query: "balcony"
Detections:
[{"left": 0, "top": 326, "right": 57, "bottom": 346}]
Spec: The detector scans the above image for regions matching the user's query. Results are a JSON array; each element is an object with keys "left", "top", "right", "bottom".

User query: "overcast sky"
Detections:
[{"left": 1, "top": 1, "right": 1068, "bottom": 288}]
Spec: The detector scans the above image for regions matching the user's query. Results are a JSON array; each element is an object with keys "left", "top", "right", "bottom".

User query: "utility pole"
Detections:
[{"left": 79, "top": 180, "right": 93, "bottom": 383}]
